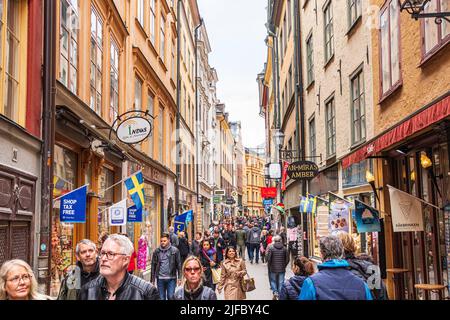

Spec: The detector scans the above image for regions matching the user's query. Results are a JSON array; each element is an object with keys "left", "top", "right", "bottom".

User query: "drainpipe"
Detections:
[
  {"left": 40, "top": 0, "right": 56, "bottom": 294},
  {"left": 194, "top": 18, "right": 203, "bottom": 238},
  {"left": 175, "top": 0, "right": 182, "bottom": 220}
]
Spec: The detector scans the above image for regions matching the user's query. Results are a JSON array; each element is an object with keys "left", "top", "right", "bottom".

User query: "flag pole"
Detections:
[
  {"left": 53, "top": 184, "right": 90, "bottom": 201},
  {"left": 387, "top": 185, "right": 441, "bottom": 210}
]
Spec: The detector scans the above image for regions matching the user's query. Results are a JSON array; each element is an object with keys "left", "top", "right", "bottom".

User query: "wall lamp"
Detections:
[
  {"left": 420, "top": 152, "right": 443, "bottom": 198},
  {"left": 366, "top": 170, "right": 382, "bottom": 203},
  {"left": 399, "top": 0, "right": 450, "bottom": 24}
]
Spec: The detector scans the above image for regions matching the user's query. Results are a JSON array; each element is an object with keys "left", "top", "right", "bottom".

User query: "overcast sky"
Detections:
[{"left": 197, "top": 0, "right": 267, "bottom": 149}]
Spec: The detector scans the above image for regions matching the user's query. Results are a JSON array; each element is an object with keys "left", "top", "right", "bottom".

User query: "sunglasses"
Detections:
[{"left": 185, "top": 267, "right": 202, "bottom": 273}]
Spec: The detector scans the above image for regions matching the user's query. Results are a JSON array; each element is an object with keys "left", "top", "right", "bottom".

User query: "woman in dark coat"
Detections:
[
  {"left": 199, "top": 240, "right": 218, "bottom": 290},
  {"left": 279, "top": 256, "right": 315, "bottom": 300},
  {"left": 177, "top": 231, "right": 191, "bottom": 266}
]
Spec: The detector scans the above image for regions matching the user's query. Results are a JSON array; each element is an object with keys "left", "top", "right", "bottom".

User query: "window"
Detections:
[
  {"left": 110, "top": 39, "right": 119, "bottom": 124},
  {"left": 135, "top": 77, "right": 142, "bottom": 111},
  {"left": 324, "top": 1, "right": 334, "bottom": 63},
  {"left": 422, "top": 0, "right": 450, "bottom": 58},
  {"left": 348, "top": 0, "right": 361, "bottom": 27},
  {"left": 60, "top": 0, "right": 78, "bottom": 95},
  {"left": 158, "top": 106, "right": 164, "bottom": 163},
  {"left": 283, "top": 14, "right": 288, "bottom": 53},
  {"left": 325, "top": 97, "right": 336, "bottom": 157},
  {"left": 288, "top": 65, "right": 293, "bottom": 99},
  {"left": 90, "top": 8, "right": 103, "bottom": 115},
  {"left": 149, "top": 0, "right": 156, "bottom": 45},
  {"left": 351, "top": 68, "right": 366, "bottom": 144},
  {"left": 309, "top": 116, "right": 316, "bottom": 158},
  {"left": 380, "top": 0, "right": 401, "bottom": 98},
  {"left": 306, "top": 33, "right": 314, "bottom": 85},
  {"left": 171, "top": 38, "right": 176, "bottom": 80},
  {"left": 137, "top": 0, "right": 144, "bottom": 26},
  {"left": 2, "top": 0, "right": 20, "bottom": 121},
  {"left": 279, "top": 29, "right": 284, "bottom": 63},
  {"left": 160, "top": 13, "right": 166, "bottom": 61},
  {"left": 147, "top": 92, "right": 154, "bottom": 158}
]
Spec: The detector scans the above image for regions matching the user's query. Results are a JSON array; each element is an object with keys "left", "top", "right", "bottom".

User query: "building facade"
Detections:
[{"left": 245, "top": 148, "right": 266, "bottom": 217}]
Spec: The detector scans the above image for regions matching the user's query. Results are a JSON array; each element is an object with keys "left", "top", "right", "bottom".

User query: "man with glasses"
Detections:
[
  {"left": 151, "top": 232, "right": 182, "bottom": 300},
  {"left": 79, "top": 234, "right": 159, "bottom": 300},
  {"left": 58, "top": 239, "right": 100, "bottom": 300}
]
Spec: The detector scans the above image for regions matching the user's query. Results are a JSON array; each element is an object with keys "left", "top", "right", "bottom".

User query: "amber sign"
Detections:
[{"left": 286, "top": 161, "right": 319, "bottom": 180}]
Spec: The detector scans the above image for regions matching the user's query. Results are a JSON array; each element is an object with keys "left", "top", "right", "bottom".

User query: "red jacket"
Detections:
[
  {"left": 267, "top": 235, "right": 273, "bottom": 246},
  {"left": 128, "top": 251, "right": 137, "bottom": 272}
]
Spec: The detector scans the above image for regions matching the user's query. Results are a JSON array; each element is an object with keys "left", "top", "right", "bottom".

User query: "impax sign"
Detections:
[
  {"left": 286, "top": 161, "right": 319, "bottom": 180},
  {"left": 117, "top": 117, "right": 152, "bottom": 144}
]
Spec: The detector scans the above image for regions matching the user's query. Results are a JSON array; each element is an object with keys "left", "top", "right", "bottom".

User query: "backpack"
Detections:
[{"left": 348, "top": 258, "right": 388, "bottom": 300}]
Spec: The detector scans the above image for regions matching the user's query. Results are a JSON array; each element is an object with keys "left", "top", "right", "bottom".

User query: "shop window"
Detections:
[
  {"left": 51, "top": 145, "right": 78, "bottom": 297},
  {"left": 90, "top": 7, "right": 103, "bottom": 116},
  {"left": 343, "top": 160, "right": 373, "bottom": 189},
  {"left": 59, "top": 0, "right": 79, "bottom": 95}
]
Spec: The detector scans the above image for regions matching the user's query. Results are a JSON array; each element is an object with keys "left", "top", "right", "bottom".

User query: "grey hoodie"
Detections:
[{"left": 247, "top": 227, "right": 261, "bottom": 244}]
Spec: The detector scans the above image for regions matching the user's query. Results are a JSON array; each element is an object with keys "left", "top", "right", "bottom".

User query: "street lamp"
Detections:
[
  {"left": 366, "top": 170, "right": 381, "bottom": 203},
  {"left": 274, "top": 130, "right": 285, "bottom": 150},
  {"left": 399, "top": 0, "right": 450, "bottom": 24}
]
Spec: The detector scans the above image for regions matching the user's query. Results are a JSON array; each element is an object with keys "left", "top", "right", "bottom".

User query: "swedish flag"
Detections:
[{"left": 124, "top": 172, "right": 145, "bottom": 210}]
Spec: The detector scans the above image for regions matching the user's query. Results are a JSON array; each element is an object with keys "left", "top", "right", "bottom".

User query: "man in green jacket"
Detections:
[{"left": 235, "top": 224, "right": 247, "bottom": 260}]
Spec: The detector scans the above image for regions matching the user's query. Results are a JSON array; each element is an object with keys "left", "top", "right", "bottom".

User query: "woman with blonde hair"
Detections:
[
  {"left": 174, "top": 255, "right": 217, "bottom": 300},
  {"left": 0, "top": 259, "right": 51, "bottom": 300}
]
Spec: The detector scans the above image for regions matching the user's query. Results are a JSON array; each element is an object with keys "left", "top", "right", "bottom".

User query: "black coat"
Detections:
[
  {"left": 151, "top": 246, "right": 182, "bottom": 283},
  {"left": 191, "top": 240, "right": 201, "bottom": 257},
  {"left": 223, "top": 231, "right": 237, "bottom": 248},
  {"left": 266, "top": 242, "right": 290, "bottom": 273},
  {"left": 79, "top": 273, "right": 159, "bottom": 300},
  {"left": 210, "top": 237, "right": 225, "bottom": 263},
  {"left": 178, "top": 237, "right": 190, "bottom": 257},
  {"left": 58, "top": 259, "right": 100, "bottom": 300}
]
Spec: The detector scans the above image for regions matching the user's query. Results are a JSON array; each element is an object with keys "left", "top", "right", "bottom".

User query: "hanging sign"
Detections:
[
  {"left": 388, "top": 186, "right": 424, "bottom": 232},
  {"left": 354, "top": 199, "right": 381, "bottom": 233},
  {"left": 286, "top": 161, "right": 319, "bottom": 180},
  {"left": 263, "top": 198, "right": 274, "bottom": 206},
  {"left": 328, "top": 195, "right": 350, "bottom": 235},
  {"left": 261, "top": 187, "right": 277, "bottom": 198},
  {"left": 127, "top": 205, "right": 143, "bottom": 223},
  {"left": 109, "top": 199, "right": 127, "bottom": 226},
  {"left": 59, "top": 185, "right": 88, "bottom": 223},
  {"left": 117, "top": 117, "right": 152, "bottom": 144}
]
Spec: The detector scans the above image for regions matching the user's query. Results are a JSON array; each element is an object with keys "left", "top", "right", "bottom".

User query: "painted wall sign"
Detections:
[
  {"left": 286, "top": 161, "right": 319, "bottom": 180},
  {"left": 117, "top": 116, "right": 152, "bottom": 144}
]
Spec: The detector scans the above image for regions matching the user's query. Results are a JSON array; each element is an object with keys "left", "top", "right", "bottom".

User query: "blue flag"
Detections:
[
  {"left": 185, "top": 210, "right": 193, "bottom": 224},
  {"left": 299, "top": 196, "right": 308, "bottom": 213},
  {"left": 59, "top": 185, "right": 87, "bottom": 223},
  {"left": 125, "top": 172, "right": 145, "bottom": 210},
  {"left": 127, "top": 205, "right": 143, "bottom": 223},
  {"left": 174, "top": 210, "right": 193, "bottom": 234}
]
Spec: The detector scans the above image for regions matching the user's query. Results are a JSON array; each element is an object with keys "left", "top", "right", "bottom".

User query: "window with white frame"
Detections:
[
  {"left": 350, "top": 68, "right": 366, "bottom": 144},
  {"left": 160, "top": 13, "right": 166, "bottom": 61},
  {"left": 90, "top": 7, "right": 103, "bottom": 115},
  {"left": 348, "top": 0, "right": 361, "bottom": 27},
  {"left": 306, "top": 33, "right": 314, "bottom": 85},
  {"left": 423, "top": 0, "right": 450, "bottom": 57},
  {"left": 60, "top": 0, "right": 78, "bottom": 95},
  {"left": 309, "top": 116, "right": 316, "bottom": 158},
  {"left": 150, "top": 0, "right": 156, "bottom": 45},
  {"left": 110, "top": 39, "right": 119, "bottom": 124},
  {"left": 147, "top": 91, "right": 154, "bottom": 158},
  {"left": 325, "top": 96, "right": 336, "bottom": 157},
  {"left": 159, "top": 105, "right": 164, "bottom": 163},
  {"left": 137, "top": 0, "right": 144, "bottom": 27},
  {"left": 324, "top": 1, "right": 334, "bottom": 63},
  {"left": 380, "top": 0, "right": 401, "bottom": 97}
]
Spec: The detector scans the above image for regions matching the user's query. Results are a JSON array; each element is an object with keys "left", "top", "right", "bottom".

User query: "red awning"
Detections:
[{"left": 342, "top": 94, "right": 450, "bottom": 169}]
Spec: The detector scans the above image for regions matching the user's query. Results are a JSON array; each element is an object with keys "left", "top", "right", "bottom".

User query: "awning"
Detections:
[{"left": 342, "top": 94, "right": 450, "bottom": 169}]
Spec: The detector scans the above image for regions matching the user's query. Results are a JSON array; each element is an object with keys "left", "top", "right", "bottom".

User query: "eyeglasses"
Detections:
[
  {"left": 7, "top": 274, "right": 32, "bottom": 285},
  {"left": 184, "top": 267, "right": 201, "bottom": 273},
  {"left": 100, "top": 251, "right": 127, "bottom": 260}
]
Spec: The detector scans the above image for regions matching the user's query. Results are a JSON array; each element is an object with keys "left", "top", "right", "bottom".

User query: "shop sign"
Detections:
[
  {"left": 109, "top": 199, "right": 127, "bottom": 226},
  {"left": 59, "top": 185, "right": 87, "bottom": 223},
  {"left": 116, "top": 117, "right": 152, "bottom": 145},
  {"left": 214, "top": 189, "right": 225, "bottom": 196},
  {"left": 286, "top": 161, "right": 319, "bottom": 180},
  {"left": 213, "top": 195, "right": 222, "bottom": 204},
  {"left": 263, "top": 198, "right": 274, "bottom": 206},
  {"left": 226, "top": 197, "right": 235, "bottom": 205},
  {"left": 261, "top": 187, "right": 277, "bottom": 198},
  {"left": 127, "top": 205, "right": 143, "bottom": 223},
  {"left": 268, "top": 163, "right": 281, "bottom": 179}
]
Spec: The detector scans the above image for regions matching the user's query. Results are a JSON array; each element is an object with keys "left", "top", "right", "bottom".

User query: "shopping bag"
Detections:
[
  {"left": 241, "top": 273, "right": 256, "bottom": 292},
  {"left": 211, "top": 267, "right": 221, "bottom": 284}
]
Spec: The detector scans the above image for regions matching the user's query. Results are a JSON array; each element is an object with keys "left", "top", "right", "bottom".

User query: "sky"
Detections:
[{"left": 197, "top": 0, "right": 267, "bottom": 149}]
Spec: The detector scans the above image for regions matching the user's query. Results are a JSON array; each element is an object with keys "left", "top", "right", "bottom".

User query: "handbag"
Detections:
[
  {"left": 241, "top": 273, "right": 256, "bottom": 292},
  {"left": 211, "top": 267, "right": 222, "bottom": 284}
]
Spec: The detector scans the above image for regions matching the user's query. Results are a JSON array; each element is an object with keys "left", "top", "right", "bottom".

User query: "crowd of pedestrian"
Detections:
[{"left": 0, "top": 214, "right": 387, "bottom": 301}]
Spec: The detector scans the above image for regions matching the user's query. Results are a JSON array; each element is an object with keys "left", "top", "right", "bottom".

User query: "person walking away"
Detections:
[
  {"left": 260, "top": 230, "right": 268, "bottom": 264},
  {"left": 279, "top": 257, "right": 315, "bottom": 300},
  {"left": 174, "top": 256, "right": 217, "bottom": 300},
  {"left": 191, "top": 232, "right": 203, "bottom": 257},
  {"left": 0, "top": 259, "right": 51, "bottom": 300},
  {"left": 199, "top": 240, "right": 218, "bottom": 290},
  {"left": 217, "top": 247, "right": 247, "bottom": 300},
  {"left": 178, "top": 231, "right": 191, "bottom": 266},
  {"left": 58, "top": 239, "right": 100, "bottom": 300},
  {"left": 248, "top": 223, "right": 262, "bottom": 264},
  {"left": 279, "top": 227, "right": 287, "bottom": 247},
  {"left": 235, "top": 224, "right": 247, "bottom": 260},
  {"left": 337, "top": 232, "right": 388, "bottom": 300},
  {"left": 150, "top": 233, "right": 182, "bottom": 300},
  {"left": 243, "top": 223, "right": 251, "bottom": 261},
  {"left": 210, "top": 230, "right": 225, "bottom": 264},
  {"left": 168, "top": 226, "right": 179, "bottom": 248},
  {"left": 79, "top": 234, "right": 159, "bottom": 300},
  {"left": 298, "top": 235, "right": 373, "bottom": 300},
  {"left": 266, "top": 236, "right": 290, "bottom": 300}
]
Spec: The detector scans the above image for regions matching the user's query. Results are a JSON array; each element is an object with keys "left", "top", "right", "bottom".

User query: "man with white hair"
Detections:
[
  {"left": 58, "top": 239, "right": 100, "bottom": 300},
  {"left": 79, "top": 234, "right": 159, "bottom": 300}
]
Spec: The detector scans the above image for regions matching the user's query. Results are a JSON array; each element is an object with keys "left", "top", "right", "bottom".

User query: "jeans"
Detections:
[
  {"left": 269, "top": 272, "right": 285, "bottom": 295},
  {"left": 237, "top": 244, "right": 246, "bottom": 260},
  {"left": 248, "top": 243, "right": 260, "bottom": 263},
  {"left": 157, "top": 278, "right": 177, "bottom": 300}
]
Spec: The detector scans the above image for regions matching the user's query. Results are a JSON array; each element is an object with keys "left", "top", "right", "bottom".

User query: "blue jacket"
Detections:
[
  {"left": 298, "top": 259, "right": 373, "bottom": 300},
  {"left": 279, "top": 275, "right": 307, "bottom": 300}
]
